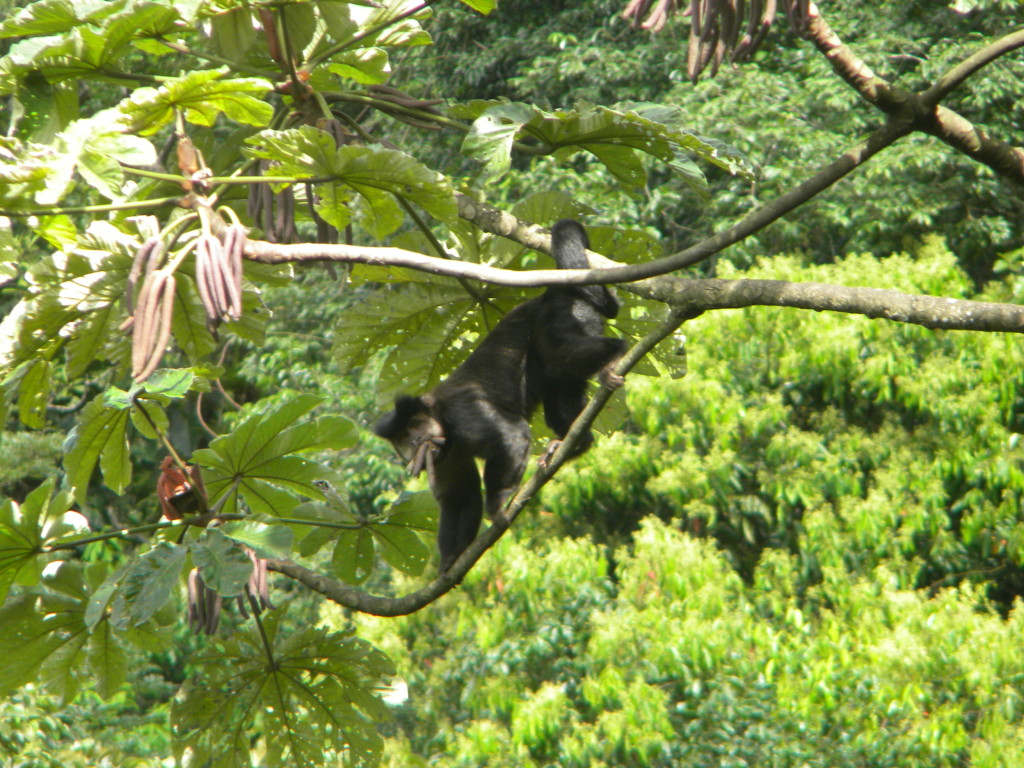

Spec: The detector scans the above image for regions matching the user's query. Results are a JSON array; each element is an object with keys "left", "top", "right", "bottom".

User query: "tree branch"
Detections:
[
  {"left": 804, "top": 1, "right": 915, "bottom": 116},
  {"left": 921, "top": 106, "right": 1024, "bottom": 183},
  {"left": 924, "top": 29, "right": 1024, "bottom": 106},
  {"left": 461, "top": 120, "right": 909, "bottom": 274},
  {"left": 246, "top": 121, "right": 909, "bottom": 283},
  {"left": 649, "top": 277, "right": 1024, "bottom": 333},
  {"left": 247, "top": 195, "right": 1024, "bottom": 334}
]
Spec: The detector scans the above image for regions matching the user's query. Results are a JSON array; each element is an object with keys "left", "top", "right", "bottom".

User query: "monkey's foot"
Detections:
[{"left": 538, "top": 439, "right": 563, "bottom": 468}]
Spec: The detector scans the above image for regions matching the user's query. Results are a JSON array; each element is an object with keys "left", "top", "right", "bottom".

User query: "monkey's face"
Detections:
[{"left": 390, "top": 412, "right": 444, "bottom": 463}]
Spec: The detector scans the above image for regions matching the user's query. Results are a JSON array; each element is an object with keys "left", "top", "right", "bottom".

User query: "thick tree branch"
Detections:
[
  {"left": 649, "top": 278, "right": 1024, "bottom": 333},
  {"left": 921, "top": 106, "right": 1024, "bottom": 183},
  {"left": 248, "top": 198, "right": 1024, "bottom": 334},
  {"left": 461, "top": 121, "right": 908, "bottom": 275},
  {"left": 804, "top": 1, "right": 915, "bottom": 116}
]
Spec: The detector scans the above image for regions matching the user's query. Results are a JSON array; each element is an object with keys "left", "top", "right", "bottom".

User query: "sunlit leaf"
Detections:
[
  {"left": 121, "top": 70, "right": 274, "bottom": 136},
  {"left": 63, "top": 395, "right": 131, "bottom": 501},
  {"left": 111, "top": 541, "right": 186, "bottom": 628},
  {"left": 191, "top": 395, "right": 354, "bottom": 517}
]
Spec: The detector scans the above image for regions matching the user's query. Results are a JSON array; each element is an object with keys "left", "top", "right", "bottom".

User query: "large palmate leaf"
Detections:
[
  {"left": 0, "top": 479, "right": 80, "bottom": 602},
  {"left": 2, "top": 6, "right": 179, "bottom": 88},
  {"left": 336, "top": 278, "right": 528, "bottom": 394},
  {"left": 191, "top": 394, "right": 359, "bottom": 517},
  {"left": 172, "top": 614, "right": 394, "bottom": 768},
  {"left": 0, "top": 560, "right": 135, "bottom": 702},
  {"left": 0, "top": 0, "right": 126, "bottom": 38},
  {"left": 121, "top": 70, "right": 274, "bottom": 136},
  {"left": 454, "top": 99, "right": 753, "bottom": 188}
]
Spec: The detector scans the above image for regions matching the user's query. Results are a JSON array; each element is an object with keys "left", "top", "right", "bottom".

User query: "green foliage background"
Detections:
[
  {"left": 345, "top": 242, "right": 1024, "bottom": 767},
  {"left": 2, "top": 0, "right": 1024, "bottom": 766}
]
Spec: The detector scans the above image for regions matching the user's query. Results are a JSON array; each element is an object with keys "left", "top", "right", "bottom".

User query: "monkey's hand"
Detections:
[
  {"left": 406, "top": 436, "right": 445, "bottom": 477},
  {"left": 599, "top": 365, "right": 625, "bottom": 390}
]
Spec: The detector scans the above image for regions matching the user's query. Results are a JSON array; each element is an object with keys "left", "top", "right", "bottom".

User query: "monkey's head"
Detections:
[{"left": 374, "top": 394, "right": 445, "bottom": 471}]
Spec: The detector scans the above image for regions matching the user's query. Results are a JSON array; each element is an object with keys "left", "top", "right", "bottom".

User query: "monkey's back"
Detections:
[{"left": 434, "top": 298, "right": 541, "bottom": 422}]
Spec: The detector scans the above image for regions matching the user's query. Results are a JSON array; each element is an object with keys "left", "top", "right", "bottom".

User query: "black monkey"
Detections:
[
  {"left": 374, "top": 302, "right": 539, "bottom": 574},
  {"left": 375, "top": 218, "right": 626, "bottom": 572},
  {"left": 531, "top": 219, "right": 627, "bottom": 463}
]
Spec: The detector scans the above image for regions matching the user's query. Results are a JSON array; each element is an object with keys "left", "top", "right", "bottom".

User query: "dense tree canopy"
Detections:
[{"left": 2, "top": 0, "right": 1024, "bottom": 765}]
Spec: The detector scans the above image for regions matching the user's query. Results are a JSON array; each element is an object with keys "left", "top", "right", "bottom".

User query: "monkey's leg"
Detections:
[
  {"left": 431, "top": 448, "right": 483, "bottom": 574},
  {"left": 539, "top": 380, "right": 595, "bottom": 464},
  {"left": 481, "top": 416, "right": 531, "bottom": 522}
]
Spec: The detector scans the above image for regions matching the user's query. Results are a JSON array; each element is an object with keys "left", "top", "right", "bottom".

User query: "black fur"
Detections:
[{"left": 531, "top": 219, "right": 627, "bottom": 457}]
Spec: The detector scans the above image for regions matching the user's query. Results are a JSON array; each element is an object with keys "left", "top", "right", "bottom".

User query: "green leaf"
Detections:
[
  {"left": 77, "top": 147, "right": 124, "bottom": 198},
  {"left": 63, "top": 394, "right": 131, "bottom": 502},
  {"left": 0, "top": 479, "right": 79, "bottom": 602},
  {"left": 0, "top": 596, "right": 68, "bottom": 698},
  {"left": 374, "top": 492, "right": 434, "bottom": 574},
  {"left": 332, "top": 523, "right": 376, "bottom": 584},
  {"left": 335, "top": 279, "right": 526, "bottom": 393},
  {"left": 40, "top": 632, "right": 88, "bottom": 703},
  {"left": 0, "top": 498, "right": 42, "bottom": 602},
  {"left": 462, "top": 102, "right": 535, "bottom": 180},
  {"left": 142, "top": 368, "right": 195, "bottom": 398},
  {"left": 453, "top": 100, "right": 751, "bottom": 188},
  {"left": 292, "top": 500, "right": 357, "bottom": 558},
  {"left": 172, "top": 615, "right": 393, "bottom": 768},
  {"left": 220, "top": 520, "right": 294, "bottom": 559},
  {"left": 0, "top": 0, "right": 123, "bottom": 38},
  {"left": 98, "top": 414, "right": 130, "bottom": 495},
  {"left": 283, "top": 1, "right": 317, "bottom": 51},
  {"left": 326, "top": 491, "right": 435, "bottom": 581},
  {"left": 84, "top": 565, "right": 123, "bottom": 630},
  {"left": 456, "top": 0, "right": 497, "bottom": 11},
  {"left": 326, "top": 47, "right": 390, "bottom": 85},
  {"left": 65, "top": 304, "right": 116, "bottom": 379},
  {"left": 129, "top": 398, "right": 169, "bottom": 440},
  {"left": 171, "top": 270, "right": 218, "bottom": 361},
  {"left": 87, "top": 620, "right": 127, "bottom": 699},
  {"left": 17, "top": 358, "right": 50, "bottom": 428},
  {"left": 191, "top": 528, "right": 253, "bottom": 597},
  {"left": 210, "top": 6, "right": 256, "bottom": 58},
  {"left": 111, "top": 542, "right": 186, "bottom": 628},
  {"left": 121, "top": 70, "right": 274, "bottom": 136},
  {"left": 190, "top": 394, "right": 336, "bottom": 517},
  {"left": 247, "top": 127, "right": 456, "bottom": 236}
]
